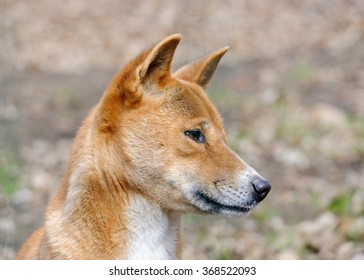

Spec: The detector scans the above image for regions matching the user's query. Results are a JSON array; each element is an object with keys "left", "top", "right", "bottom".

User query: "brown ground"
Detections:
[{"left": 1, "top": 0, "right": 364, "bottom": 259}]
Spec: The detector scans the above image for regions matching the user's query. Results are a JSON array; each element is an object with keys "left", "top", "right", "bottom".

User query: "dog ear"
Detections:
[
  {"left": 174, "top": 46, "right": 229, "bottom": 88},
  {"left": 104, "top": 34, "right": 181, "bottom": 110},
  {"left": 99, "top": 35, "right": 182, "bottom": 134},
  {"left": 138, "top": 34, "right": 181, "bottom": 83}
]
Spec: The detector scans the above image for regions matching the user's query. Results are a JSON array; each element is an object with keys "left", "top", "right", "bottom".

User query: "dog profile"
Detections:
[{"left": 17, "top": 34, "right": 271, "bottom": 259}]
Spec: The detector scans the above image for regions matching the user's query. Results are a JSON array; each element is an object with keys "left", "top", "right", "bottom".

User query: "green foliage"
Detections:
[
  {"left": 217, "top": 250, "right": 233, "bottom": 260},
  {"left": 326, "top": 191, "right": 355, "bottom": 216},
  {"left": 0, "top": 151, "right": 21, "bottom": 196},
  {"left": 292, "top": 62, "right": 314, "bottom": 81},
  {"left": 299, "top": 243, "right": 318, "bottom": 259}
]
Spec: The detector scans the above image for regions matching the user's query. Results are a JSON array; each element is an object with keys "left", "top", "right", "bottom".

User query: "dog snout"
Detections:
[{"left": 252, "top": 177, "right": 271, "bottom": 202}]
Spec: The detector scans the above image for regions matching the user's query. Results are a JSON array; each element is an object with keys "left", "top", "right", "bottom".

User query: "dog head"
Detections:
[{"left": 97, "top": 34, "right": 271, "bottom": 216}]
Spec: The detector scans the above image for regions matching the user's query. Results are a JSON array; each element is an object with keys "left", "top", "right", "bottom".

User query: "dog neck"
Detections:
[
  {"left": 47, "top": 156, "right": 181, "bottom": 259},
  {"left": 125, "top": 193, "right": 181, "bottom": 259}
]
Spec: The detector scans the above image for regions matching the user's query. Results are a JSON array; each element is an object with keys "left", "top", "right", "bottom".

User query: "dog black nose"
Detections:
[{"left": 252, "top": 178, "right": 271, "bottom": 202}]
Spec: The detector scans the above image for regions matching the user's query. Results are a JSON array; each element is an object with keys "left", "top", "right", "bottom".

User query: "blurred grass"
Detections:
[
  {"left": 208, "top": 87, "right": 241, "bottom": 114},
  {"left": 292, "top": 61, "right": 315, "bottom": 81},
  {"left": 282, "top": 60, "right": 316, "bottom": 91},
  {"left": 50, "top": 87, "right": 84, "bottom": 117},
  {"left": 327, "top": 191, "right": 355, "bottom": 216},
  {"left": 349, "top": 114, "right": 364, "bottom": 159},
  {"left": 252, "top": 204, "right": 280, "bottom": 223},
  {"left": 347, "top": 218, "right": 364, "bottom": 243},
  {"left": 0, "top": 149, "right": 21, "bottom": 196},
  {"left": 217, "top": 250, "right": 233, "bottom": 260}
]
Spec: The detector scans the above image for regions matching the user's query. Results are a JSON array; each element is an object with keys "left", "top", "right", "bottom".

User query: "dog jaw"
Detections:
[{"left": 184, "top": 167, "right": 268, "bottom": 217}]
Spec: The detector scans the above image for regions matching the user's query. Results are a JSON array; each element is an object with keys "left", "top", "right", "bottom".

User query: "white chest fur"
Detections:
[{"left": 125, "top": 194, "right": 180, "bottom": 260}]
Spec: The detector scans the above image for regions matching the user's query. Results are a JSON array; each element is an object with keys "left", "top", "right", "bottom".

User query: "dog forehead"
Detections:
[
  {"left": 160, "top": 82, "right": 227, "bottom": 140},
  {"left": 162, "top": 82, "right": 216, "bottom": 118}
]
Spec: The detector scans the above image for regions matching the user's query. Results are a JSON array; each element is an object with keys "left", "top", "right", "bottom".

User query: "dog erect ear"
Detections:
[
  {"left": 105, "top": 34, "right": 181, "bottom": 108},
  {"left": 174, "top": 46, "right": 229, "bottom": 88},
  {"left": 98, "top": 35, "right": 181, "bottom": 132},
  {"left": 138, "top": 34, "right": 181, "bottom": 83}
]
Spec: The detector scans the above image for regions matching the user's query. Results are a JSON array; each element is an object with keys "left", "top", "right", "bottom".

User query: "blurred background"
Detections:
[{"left": 1, "top": 0, "right": 363, "bottom": 259}]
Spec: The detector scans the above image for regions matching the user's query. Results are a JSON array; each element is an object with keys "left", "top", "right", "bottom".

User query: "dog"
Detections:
[{"left": 17, "top": 34, "right": 271, "bottom": 259}]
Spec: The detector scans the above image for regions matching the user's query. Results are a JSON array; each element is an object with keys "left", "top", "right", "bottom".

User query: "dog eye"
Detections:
[{"left": 184, "top": 129, "right": 206, "bottom": 144}]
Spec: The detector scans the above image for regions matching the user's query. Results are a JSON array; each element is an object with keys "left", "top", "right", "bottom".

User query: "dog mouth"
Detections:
[{"left": 193, "top": 190, "right": 252, "bottom": 215}]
